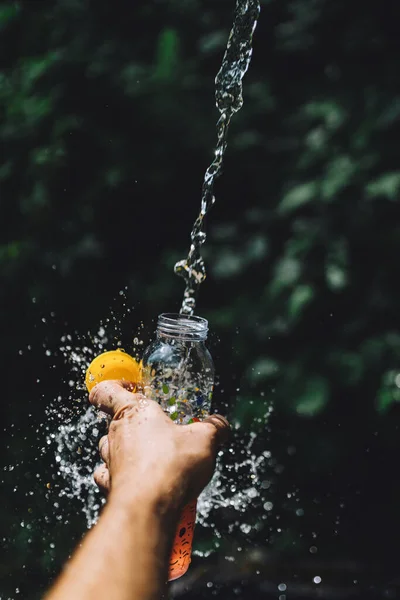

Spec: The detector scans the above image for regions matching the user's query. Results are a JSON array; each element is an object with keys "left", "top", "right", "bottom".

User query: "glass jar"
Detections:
[
  {"left": 142, "top": 313, "right": 214, "bottom": 424},
  {"left": 141, "top": 313, "right": 215, "bottom": 581}
]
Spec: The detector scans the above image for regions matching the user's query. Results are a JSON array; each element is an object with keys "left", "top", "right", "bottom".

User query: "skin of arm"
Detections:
[{"left": 46, "top": 380, "right": 230, "bottom": 600}]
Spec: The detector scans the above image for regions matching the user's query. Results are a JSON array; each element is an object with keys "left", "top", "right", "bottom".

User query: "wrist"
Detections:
[{"left": 108, "top": 474, "right": 183, "bottom": 525}]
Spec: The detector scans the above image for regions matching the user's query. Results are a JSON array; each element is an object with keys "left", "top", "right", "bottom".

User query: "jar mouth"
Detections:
[{"left": 157, "top": 313, "right": 208, "bottom": 341}]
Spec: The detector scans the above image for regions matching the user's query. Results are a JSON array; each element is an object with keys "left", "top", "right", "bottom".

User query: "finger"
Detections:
[
  {"left": 202, "top": 414, "right": 231, "bottom": 446},
  {"left": 120, "top": 380, "right": 143, "bottom": 393},
  {"left": 98, "top": 435, "right": 109, "bottom": 464},
  {"left": 94, "top": 463, "right": 110, "bottom": 493},
  {"left": 89, "top": 380, "right": 137, "bottom": 416}
]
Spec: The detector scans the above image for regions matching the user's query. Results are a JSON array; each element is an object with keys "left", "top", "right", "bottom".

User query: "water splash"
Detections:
[
  {"left": 45, "top": 326, "right": 112, "bottom": 526},
  {"left": 52, "top": 407, "right": 107, "bottom": 526},
  {"left": 175, "top": 0, "right": 260, "bottom": 316},
  {"left": 197, "top": 429, "right": 273, "bottom": 532},
  {"left": 46, "top": 313, "right": 275, "bottom": 553}
]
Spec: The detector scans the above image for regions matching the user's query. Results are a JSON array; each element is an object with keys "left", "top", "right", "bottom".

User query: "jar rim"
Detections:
[{"left": 157, "top": 313, "right": 208, "bottom": 341}]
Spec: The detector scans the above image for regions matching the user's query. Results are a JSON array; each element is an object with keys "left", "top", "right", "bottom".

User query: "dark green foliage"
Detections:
[{"left": 1, "top": 1, "right": 400, "bottom": 598}]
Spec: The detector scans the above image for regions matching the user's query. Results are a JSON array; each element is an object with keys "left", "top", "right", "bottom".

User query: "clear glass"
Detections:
[
  {"left": 141, "top": 313, "right": 215, "bottom": 580},
  {"left": 142, "top": 313, "right": 215, "bottom": 424}
]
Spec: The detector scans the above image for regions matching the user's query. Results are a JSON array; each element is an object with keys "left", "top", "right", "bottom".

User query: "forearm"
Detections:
[{"left": 46, "top": 490, "right": 180, "bottom": 600}]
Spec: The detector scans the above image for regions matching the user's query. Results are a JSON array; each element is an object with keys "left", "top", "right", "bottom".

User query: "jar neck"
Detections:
[{"left": 156, "top": 313, "right": 208, "bottom": 342}]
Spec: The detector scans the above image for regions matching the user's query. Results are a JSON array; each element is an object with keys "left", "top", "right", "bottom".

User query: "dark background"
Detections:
[{"left": 1, "top": 0, "right": 400, "bottom": 598}]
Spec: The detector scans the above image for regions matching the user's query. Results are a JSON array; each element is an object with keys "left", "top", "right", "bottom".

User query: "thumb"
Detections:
[{"left": 202, "top": 414, "right": 231, "bottom": 446}]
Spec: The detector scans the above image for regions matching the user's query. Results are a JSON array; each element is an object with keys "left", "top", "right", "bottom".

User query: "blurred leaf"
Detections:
[
  {"left": 376, "top": 389, "right": 393, "bottom": 414},
  {"left": 20, "top": 53, "right": 59, "bottom": 89},
  {"left": 212, "top": 249, "right": 245, "bottom": 279},
  {"left": 245, "top": 235, "right": 268, "bottom": 261},
  {"left": 377, "top": 97, "right": 400, "bottom": 128},
  {"left": 21, "top": 181, "right": 48, "bottom": 214},
  {"left": 375, "top": 376, "right": 400, "bottom": 414},
  {"left": 329, "top": 351, "right": 364, "bottom": 386},
  {"left": 211, "top": 222, "right": 238, "bottom": 241},
  {"left": 248, "top": 357, "right": 280, "bottom": 381},
  {"left": 0, "top": 241, "right": 22, "bottom": 261},
  {"left": 0, "top": 3, "right": 20, "bottom": 29},
  {"left": 304, "top": 126, "right": 327, "bottom": 152},
  {"left": 268, "top": 256, "right": 301, "bottom": 298},
  {"left": 366, "top": 172, "right": 400, "bottom": 200},
  {"left": 288, "top": 284, "right": 314, "bottom": 318},
  {"left": 0, "top": 160, "right": 12, "bottom": 179},
  {"left": 360, "top": 338, "right": 386, "bottom": 364},
  {"left": 199, "top": 31, "right": 227, "bottom": 54},
  {"left": 231, "top": 395, "right": 270, "bottom": 428},
  {"left": 321, "top": 155, "right": 355, "bottom": 200},
  {"left": 303, "top": 100, "right": 347, "bottom": 130},
  {"left": 325, "top": 263, "right": 348, "bottom": 291},
  {"left": 104, "top": 167, "right": 123, "bottom": 187},
  {"left": 294, "top": 376, "right": 330, "bottom": 416},
  {"left": 153, "top": 28, "right": 180, "bottom": 81},
  {"left": 278, "top": 182, "right": 317, "bottom": 214}
]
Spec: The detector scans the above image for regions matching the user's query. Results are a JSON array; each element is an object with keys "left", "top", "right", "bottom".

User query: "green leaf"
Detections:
[
  {"left": 376, "top": 389, "right": 396, "bottom": 414},
  {"left": 325, "top": 264, "right": 348, "bottom": 291},
  {"left": 0, "top": 3, "right": 20, "bottom": 29},
  {"left": 249, "top": 357, "right": 279, "bottom": 381},
  {"left": 288, "top": 285, "right": 314, "bottom": 318},
  {"left": 329, "top": 351, "right": 364, "bottom": 386},
  {"left": 379, "top": 372, "right": 400, "bottom": 412},
  {"left": 153, "top": 28, "right": 180, "bottom": 81},
  {"left": 105, "top": 167, "right": 123, "bottom": 188},
  {"left": 366, "top": 172, "right": 400, "bottom": 200},
  {"left": 231, "top": 395, "right": 271, "bottom": 428},
  {"left": 295, "top": 377, "right": 330, "bottom": 417},
  {"left": 212, "top": 249, "right": 245, "bottom": 279},
  {"left": 0, "top": 241, "right": 22, "bottom": 261},
  {"left": 303, "top": 101, "right": 347, "bottom": 130},
  {"left": 321, "top": 156, "right": 355, "bottom": 200},
  {"left": 245, "top": 235, "right": 268, "bottom": 262},
  {"left": 0, "top": 161, "right": 12, "bottom": 179},
  {"left": 269, "top": 257, "right": 301, "bottom": 298},
  {"left": 278, "top": 182, "right": 317, "bottom": 214}
]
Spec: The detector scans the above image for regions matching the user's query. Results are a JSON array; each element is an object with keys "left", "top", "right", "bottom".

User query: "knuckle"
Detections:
[
  {"left": 90, "top": 380, "right": 112, "bottom": 404},
  {"left": 109, "top": 420, "right": 118, "bottom": 433}
]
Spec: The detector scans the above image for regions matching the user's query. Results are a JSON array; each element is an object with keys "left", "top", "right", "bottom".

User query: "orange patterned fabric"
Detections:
[{"left": 168, "top": 499, "right": 197, "bottom": 581}]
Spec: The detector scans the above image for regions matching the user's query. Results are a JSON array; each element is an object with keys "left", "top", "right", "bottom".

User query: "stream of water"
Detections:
[{"left": 175, "top": 0, "right": 260, "bottom": 316}]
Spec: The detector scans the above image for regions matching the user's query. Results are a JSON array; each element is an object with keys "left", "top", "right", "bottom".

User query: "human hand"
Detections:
[{"left": 89, "top": 380, "right": 230, "bottom": 511}]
